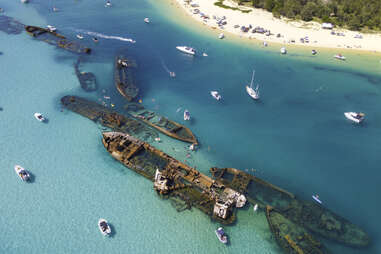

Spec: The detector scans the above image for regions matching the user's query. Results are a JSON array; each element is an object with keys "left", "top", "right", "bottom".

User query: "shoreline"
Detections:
[{"left": 171, "top": 0, "right": 381, "bottom": 54}]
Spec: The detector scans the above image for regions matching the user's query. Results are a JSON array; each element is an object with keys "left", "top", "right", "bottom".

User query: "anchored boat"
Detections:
[
  {"left": 344, "top": 112, "right": 364, "bottom": 123},
  {"left": 176, "top": 46, "right": 196, "bottom": 55},
  {"left": 14, "top": 165, "right": 30, "bottom": 182},
  {"left": 215, "top": 227, "right": 228, "bottom": 244},
  {"left": 114, "top": 55, "right": 139, "bottom": 101},
  {"left": 126, "top": 104, "right": 198, "bottom": 144},
  {"left": 98, "top": 219, "right": 111, "bottom": 236}
]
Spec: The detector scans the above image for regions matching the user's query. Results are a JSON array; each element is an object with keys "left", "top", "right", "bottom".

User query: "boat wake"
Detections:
[{"left": 75, "top": 29, "right": 136, "bottom": 43}]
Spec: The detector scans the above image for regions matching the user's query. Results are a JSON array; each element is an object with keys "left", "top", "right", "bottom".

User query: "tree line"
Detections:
[{"left": 237, "top": 0, "right": 381, "bottom": 31}]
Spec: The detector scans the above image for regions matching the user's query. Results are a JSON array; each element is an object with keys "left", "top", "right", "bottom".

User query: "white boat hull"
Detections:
[
  {"left": 98, "top": 219, "right": 111, "bottom": 236},
  {"left": 176, "top": 46, "right": 195, "bottom": 55},
  {"left": 215, "top": 228, "right": 228, "bottom": 244},
  {"left": 14, "top": 165, "right": 30, "bottom": 181},
  {"left": 344, "top": 112, "right": 364, "bottom": 123},
  {"left": 34, "top": 113, "right": 46, "bottom": 122},
  {"left": 184, "top": 110, "right": 190, "bottom": 121},
  {"left": 246, "top": 86, "right": 259, "bottom": 100},
  {"left": 312, "top": 195, "right": 322, "bottom": 204},
  {"left": 210, "top": 91, "right": 221, "bottom": 100}
]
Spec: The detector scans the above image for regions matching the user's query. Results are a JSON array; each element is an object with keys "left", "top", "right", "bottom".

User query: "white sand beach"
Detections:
[{"left": 173, "top": 0, "right": 381, "bottom": 53}]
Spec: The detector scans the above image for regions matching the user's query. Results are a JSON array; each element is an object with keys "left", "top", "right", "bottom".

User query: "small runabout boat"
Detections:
[
  {"left": 210, "top": 91, "right": 222, "bottom": 100},
  {"left": 184, "top": 109, "right": 190, "bottom": 121},
  {"left": 312, "top": 194, "right": 322, "bottom": 204},
  {"left": 98, "top": 218, "right": 111, "bottom": 236},
  {"left": 334, "top": 54, "right": 346, "bottom": 60},
  {"left": 215, "top": 227, "right": 228, "bottom": 244},
  {"left": 344, "top": 112, "right": 364, "bottom": 123},
  {"left": 14, "top": 165, "right": 30, "bottom": 182},
  {"left": 202, "top": 52, "right": 208, "bottom": 57},
  {"left": 105, "top": 0, "right": 112, "bottom": 7},
  {"left": 253, "top": 204, "right": 258, "bottom": 212},
  {"left": 34, "top": 112, "right": 46, "bottom": 122},
  {"left": 312, "top": 49, "right": 317, "bottom": 55},
  {"left": 218, "top": 33, "right": 224, "bottom": 39},
  {"left": 169, "top": 71, "right": 176, "bottom": 78},
  {"left": 144, "top": 18, "right": 150, "bottom": 23},
  {"left": 176, "top": 46, "right": 196, "bottom": 55},
  {"left": 46, "top": 25, "right": 57, "bottom": 32},
  {"left": 280, "top": 47, "right": 287, "bottom": 54},
  {"left": 76, "top": 34, "right": 84, "bottom": 39}
]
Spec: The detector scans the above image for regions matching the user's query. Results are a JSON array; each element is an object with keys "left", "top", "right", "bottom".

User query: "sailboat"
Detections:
[{"left": 245, "top": 70, "right": 260, "bottom": 100}]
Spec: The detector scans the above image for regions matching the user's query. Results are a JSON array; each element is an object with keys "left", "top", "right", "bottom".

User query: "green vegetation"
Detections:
[
  {"left": 235, "top": 0, "right": 381, "bottom": 31},
  {"left": 214, "top": 0, "right": 252, "bottom": 13}
]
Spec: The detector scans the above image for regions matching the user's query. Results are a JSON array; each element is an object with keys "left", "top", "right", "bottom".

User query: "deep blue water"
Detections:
[{"left": 1, "top": 0, "right": 381, "bottom": 253}]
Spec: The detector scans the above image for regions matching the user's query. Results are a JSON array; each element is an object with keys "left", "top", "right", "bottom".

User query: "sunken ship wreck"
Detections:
[{"left": 114, "top": 55, "right": 138, "bottom": 101}]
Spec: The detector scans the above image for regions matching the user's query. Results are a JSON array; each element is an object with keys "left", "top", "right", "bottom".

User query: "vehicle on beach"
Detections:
[
  {"left": 344, "top": 112, "right": 364, "bottom": 123},
  {"left": 144, "top": 18, "right": 150, "bottom": 23},
  {"left": 76, "top": 34, "right": 84, "bottom": 39},
  {"left": 210, "top": 91, "right": 222, "bottom": 100},
  {"left": 34, "top": 112, "right": 46, "bottom": 122},
  {"left": 334, "top": 54, "right": 346, "bottom": 60},
  {"left": 184, "top": 109, "right": 190, "bottom": 121},
  {"left": 280, "top": 47, "right": 287, "bottom": 54},
  {"left": 215, "top": 227, "right": 228, "bottom": 244},
  {"left": 176, "top": 46, "right": 196, "bottom": 55},
  {"left": 245, "top": 70, "right": 259, "bottom": 100},
  {"left": 14, "top": 165, "right": 30, "bottom": 182},
  {"left": 169, "top": 71, "right": 176, "bottom": 77},
  {"left": 46, "top": 25, "right": 56, "bottom": 32},
  {"left": 312, "top": 195, "right": 322, "bottom": 204},
  {"left": 98, "top": 219, "right": 111, "bottom": 236}
]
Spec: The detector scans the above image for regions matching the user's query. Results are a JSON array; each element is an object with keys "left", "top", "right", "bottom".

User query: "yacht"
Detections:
[
  {"left": 21, "top": 0, "right": 29, "bottom": 3},
  {"left": 344, "top": 112, "right": 364, "bottom": 123},
  {"left": 98, "top": 219, "right": 111, "bottom": 236},
  {"left": 245, "top": 70, "right": 259, "bottom": 100},
  {"left": 176, "top": 46, "right": 196, "bottom": 55},
  {"left": 34, "top": 112, "right": 46, "bottom": 122},
  {"left": 334, "top": 54, "right": 346, "bottom": 60},
  {"left": 144, "top": 18, "right": 150, "bottom": 23},
  {"left": 46, "top": 25, "right": 57, "bottom": 32},
  {"left": 218, "top": 33, "right": 224, "bottom": 39},
  {"left": 280, "top": 47, "right": 287, "bottom": 54},
  {"left": 76, "top": 34, "right": 84, "bottom": 39},
  {"left": 14, "top": 165, "right": 30, "bottom": 182},
  {"left": 210, "top": 91, "right": 222, "bottom": 100},
  {"left": 215, "top": 227, "right": 228, "bottom": 244},
  {"left": 184, "top": 109, "right": 190, "bottom": 121}
]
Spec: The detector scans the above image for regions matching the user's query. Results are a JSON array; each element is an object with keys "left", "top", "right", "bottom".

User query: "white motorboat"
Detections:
[
  {"left": 218, "top": 33, "right": 224, "bottom": 39},
  {"left": 312, "top": 195, "right": 322, "bottom": 204},
  {"left": 312, "top": 49, "right": 317, "bottom": 55},
  {"left": 334, "top": 54, "right": 346, "bottom": 60},
  {"left": 215, "top": 227, "right": 228, "bottom": 244},
  {"left": 184, "top": 109, "right": 190, "bottom": 121},
  {"left": 76, "top": 34, "right": 84, "bottom": 39},
  {"left": 144, "top": 18, "right": 150, "bottom": 23},
  {"left": 46, "top": 25, "right": 57, "bottom": 32},
  {"left": 202, "top": 52, "right": 208, "bottom": 57},
  {"left": 34, "top": 112, "right": 46, "bottom": 122},
  {"left": 14, "top": 165, "right": 30, "bottom": 182},
  {"left": 169, "top": 72, "right": 176, "bottom": 78},
  {"left": 176, "top": 46, "right": 196, "bottom": 55},
  {"left": 98, "top": 219, "right": 111, "bottom": 236},
  {"left": 210, "top": 91, "right": 222, "bottom": 100},
  {"left": 344, "top": 112, "right": 364, "bottom": 123},
  {"left": 280, "top": 47, "right": 287, "bottom": 54},
  {"left": 105, "top": 1, "right": 112, "bottom": 7},
  {"left": 245, "top": 70, "right": 259, "bottom": 100},
  {"left": 253, "top": 204, "right": 258, "bottom": 212}
]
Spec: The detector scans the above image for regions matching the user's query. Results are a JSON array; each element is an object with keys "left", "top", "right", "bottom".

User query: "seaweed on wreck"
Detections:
[{"left": 74, "top": 57, "right": 97, "bottom": 92}]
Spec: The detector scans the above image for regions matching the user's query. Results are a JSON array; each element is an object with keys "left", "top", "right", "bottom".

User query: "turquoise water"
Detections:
[{"left": 1, "top": 0, "right": 381, "bottom": 253}]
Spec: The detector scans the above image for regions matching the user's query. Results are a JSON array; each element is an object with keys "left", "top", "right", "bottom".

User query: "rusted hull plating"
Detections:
[{"left": 114, "top": 56, "right": 138, "bottom": 101}]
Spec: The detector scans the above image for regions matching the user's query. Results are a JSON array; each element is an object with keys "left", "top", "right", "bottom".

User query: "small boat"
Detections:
[
  {"left": 215, "top": 227, "right": 228, "bottom": 244},
  {"left": 14, "top": 165, "right": 30, "bottom": 182},
  {"left": 184, "top": 109, "right": 190, "bottom": 121},
  {"left": 105, "top": 1, "right": 112, "bottom": 7},
  {"left": 210, "top": 91, "right": 222, "bottom": 100},
  {"left": 334, "top": 54, "right": 346, "bottom": 60},
  {"left": 312, "top": 49, "right": 317, "bottom": 55},
  {"left": 189, "top": 144, "right": 195, "bottom": 151},
  {"left": 280, "top": 47, "right": 287, "bottom": 54},
  {"left": 98, "top": 218, "right": 111, "bottom": 236},
  {"left": 312, "top": 195, "right": 322, "bottom": 204},
  {"left": 144, "top": 18, "right": 150, "bottom": 23},
  {"left": 245, "top": 70, "right": 259, "bottom": 100},
  {"left": 176, "top": 46, "right": 196, "bottom": 55},
  {"left": 253, "top": 204, "right": 258, "bottom": 212},
  {"left": 202, "top": 52, "right": 208, "bottom": 57},
  {"left": 21, "top": 0, "right": 29, "bottom": 3},
  {"left": 93, "top": 37, "right": 99, "bottom": 43},
  {"left": 344, "top": 112, "right": 365, "bottom": 123},
  {"left": 52, "top": 7, "right": 59, "bottom": 12},
  {"left": 263, "top": 41, "right": 268, "bottom": 47},
  {"left": 76, "top": 34, "right": 84, "bottom": 39},
  {"left": 46, "top": 25, "right": 57, "bottom": 32},
  {"left": 169, "top": 71, "right": 176, "bottom": 78},
  {"left": 34, "top": 112, "right": 46, "bottom": 122},
  {"left": 218, "top": 33, "right": 224, "bottom": 39}
]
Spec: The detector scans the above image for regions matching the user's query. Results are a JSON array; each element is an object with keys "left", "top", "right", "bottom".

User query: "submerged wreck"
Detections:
[
  {"left": 126, "top": 103, "right": 198, "bottom": 144},
  {"left": 25, "top": 25, "right": 91, "bottom": 54},
  {"left": 74, "top": 58, "right": 97, "bottom": 92},
  {"left": 114, "top": 55, "right": 138, "bottom": 101},
  {"left": 0, "top": 15, "right": 24, "bottom": 35},
  {"left": 61, "top": 95, "right": 157, "bottom": 141},
  {"left": 102, "top": 132, "right": 247, "bottom": 224},
  {"left": 210, "top": 167, "right": 370, "bottom": 249}
]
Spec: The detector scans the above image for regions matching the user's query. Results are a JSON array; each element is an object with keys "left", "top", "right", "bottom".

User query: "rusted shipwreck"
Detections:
[
  {"left": 61, "top": 95, "right": 157, "bottom": 141},
  {"left": 210, "top": 167, "right": 370, "bottom": 249},
  {"left": 126, "top": 103, "right": 198, "bottom": 144},
  {"left": 114, "top": 55, "right": 138, "bottom": 101},
  {"left": 74, "top": 58, "right": 97, "bottom": 92},
  {"left": 102, "top": 131, "right": 247, "bottom": 224},
  {"left": 25, "top": 25, "right": 91, "bottom": 54}
]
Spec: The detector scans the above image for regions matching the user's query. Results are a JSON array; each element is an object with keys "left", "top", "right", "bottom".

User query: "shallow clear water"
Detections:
[{"left": 1, "top": 0, "right": 381, "bottom": 253}]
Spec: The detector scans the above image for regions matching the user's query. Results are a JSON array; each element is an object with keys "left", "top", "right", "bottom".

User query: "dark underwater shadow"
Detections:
[{"left": 313, "top": 66, "right": 381, "bottom": 85}]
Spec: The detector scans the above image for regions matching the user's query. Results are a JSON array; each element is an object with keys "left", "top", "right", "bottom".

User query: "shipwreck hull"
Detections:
[
  {"left": 114, "top": 56, "right": 138, "bottom": 101},
  {"left": 25, "top": 26, "right": 91, "bottom": 54},
  {"left": 61, "top": 95, "right": 157, "bottom": 141},
  {"left": 210, "top": 167, "right": 370, "bottom": 248},
  {"left": 102, "top": 132, "right": 242, "bottom": 224},
  {"left": 126, "top": 103, "right": 198, "bottom": 144},
  {"left": 74, "top": 58, "right": 97, "bottom": 92},
  {"left": 266, "top": 206, "right": 330, "bottom": 254}
]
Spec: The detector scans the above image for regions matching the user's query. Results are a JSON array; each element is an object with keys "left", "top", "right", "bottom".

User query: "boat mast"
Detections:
[{"left": 250, "top": 70, "right": 255, "bottom": 88}]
